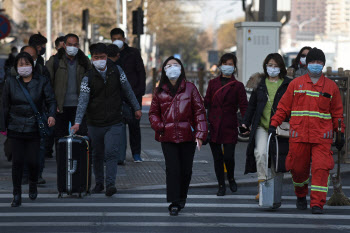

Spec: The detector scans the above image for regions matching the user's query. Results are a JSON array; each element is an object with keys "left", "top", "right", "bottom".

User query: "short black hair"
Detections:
[
  {"left": 89, "top": 43, "right": 107, "bottom": 55},
  {"left": 64, "top": 33, "right": 79, "bottom": 43},
  {"left": 28, "top": 32, "right": 47, "bottom": 47},
  {"left": 14, "top": 52, "right": 34, "bottom": 73},
  {"left": 218, "top": 53, "right": 238, "bottom": 75},
  {"left": 110, "top": 28, "right": 125, "bottom": 39},
  {"left": 55, "top": 36, "right": 65, "bottom": 47},
  {"left": 11, "top": 47, "right": 18, "bottom": 53},
  {"left": 20, "top": 45, "right": 38, "bottom": 55},
  {"left": 107, "top": 44, "right": 120, "bottom": 57},
  {"left": 263, "top": 53, "right": 287, "bottom": 78}
]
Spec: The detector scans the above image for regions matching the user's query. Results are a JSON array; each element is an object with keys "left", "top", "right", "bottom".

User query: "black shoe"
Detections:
[
  {"left": 312, "top": 206, "right": 323, "bottom": 214},
  {"left": 11, "top": 194, "right": 21, "bottom": 207},
  {"left": 229, "top": 179, "right": 237, "bottom": 193},
  {"left": 37, "top": 176, "right": 46, "bottom": 185},
  {"left": 105, "top": 185, "right": 117, "bottom": 197},
  {"left": 169, "top": 206, "right": 179, "bottom": 216},
  {"left": 29, "top": 182, "right": 38, "bottom": 200},
  {"left": 21, "top": 177, "right": 28, "bottom": 185},
  {"left": 92, "top": 183, "right": 104, "bottom": 193},
  {"left": 216, "top": 185, "right": 226, "bottom": 196},
  {"left": 179, "top": 199, "right": 186, "bottom": 210},
  {"left": 296, "top": 197, "right": 307, "bottom": 210}
]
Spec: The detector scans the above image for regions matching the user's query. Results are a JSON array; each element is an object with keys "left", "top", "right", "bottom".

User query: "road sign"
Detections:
[{"left": 0, "top": 15, "right": 11, "bottom": 40}]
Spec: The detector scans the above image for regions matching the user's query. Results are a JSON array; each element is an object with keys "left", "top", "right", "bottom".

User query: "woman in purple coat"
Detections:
[{"left": 204, "top": 53, "right": 248, "bottom": 196}]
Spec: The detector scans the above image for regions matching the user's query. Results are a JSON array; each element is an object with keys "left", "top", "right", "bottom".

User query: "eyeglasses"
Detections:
[
  {"left": 164, "top": 63, "right": 180, "bottom": 70},
  {"left": 266, "top": 64, "right": 279, "bottom": 68}
]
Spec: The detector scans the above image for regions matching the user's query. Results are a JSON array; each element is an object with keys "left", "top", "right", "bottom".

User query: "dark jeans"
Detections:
[
  {"left": 88, "top": 123, "right": 123, "bottom": 187},
  {"left": 161, "top": 142, "right": 196, "bottom": 204},
  {"left": 23, "top": 137, "right": 46, "bottom": 179},
  {"left": 45, "top": 134, "right": 55, "bottom": 157},
  {"left": 209, "top": 142, "right": 236, "bottom": 186},
  {"left": 10, "top": 137, "right": 41, "bottom": 194},
  {"left": 125, "top": 97, "right": 142, "bottom": 155},
  {"left": 55, "top": 106, "right": 88, "bottom": 138}
]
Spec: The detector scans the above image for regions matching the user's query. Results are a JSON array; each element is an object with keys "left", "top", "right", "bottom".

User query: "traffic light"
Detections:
[
  {"left": 132, "top": 7, "right": 144, "bottom": 35},
  {"left": 82, "top": 9, "right": 89, "bottom": 31},
  {"left": 91, "top": 24, "right": 100, "bottom": 43}
]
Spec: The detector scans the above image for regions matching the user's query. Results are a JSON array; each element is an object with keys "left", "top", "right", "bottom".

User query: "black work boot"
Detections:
[
  {"left": 312, "top": 206, "right": 323, "bottom": 214},
  {"left": 168, "top": 203, "right": 180, "bottom": 216},
  {"left": 29, "top": 182, "right": 38, "bottom": 200},
  {"left": 105, "top": 185, "right": 117, "bottom": 197},
  {"left": 92, "top": 183, "right": 104, "bottom": 193},
  {"left": 216, "top": 185, "right": 226, "bottom": 196},
  {"left": 11, "top": 189, "right": 21, "bottom": 207},
  {"left": 296, "top": 196, "right": 307, "bottom": 210},
  {"left": 229, "top": 179, "right": 237, "bottom": 193}
]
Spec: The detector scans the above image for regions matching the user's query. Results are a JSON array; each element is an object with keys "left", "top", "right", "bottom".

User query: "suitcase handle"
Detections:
[{"left": 266, "top": 133, "right": 279, "bottom": 181}]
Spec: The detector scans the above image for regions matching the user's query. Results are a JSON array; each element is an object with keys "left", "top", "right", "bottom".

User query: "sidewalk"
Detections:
[{"left": 1, "top": 113, "right": 350, "bottom": 193}]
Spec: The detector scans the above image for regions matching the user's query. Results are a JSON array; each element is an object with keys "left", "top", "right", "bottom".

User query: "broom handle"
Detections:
[{"left": 337, "top": 119, "right": 342, "bottom": 178}]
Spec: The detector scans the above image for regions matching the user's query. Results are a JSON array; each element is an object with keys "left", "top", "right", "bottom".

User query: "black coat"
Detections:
[
  {"left": 0, "top": 72, "right": 57, "bottom": 133},
  {"left": 242, "top": 73, "right": 291, "bottom": 174},
  {"left": 116, "top": 44, "right": 146, "bottom": 98}
]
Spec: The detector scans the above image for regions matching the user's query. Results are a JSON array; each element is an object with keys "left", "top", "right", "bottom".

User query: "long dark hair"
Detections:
[
  {"left": 157, "top": 56, "right": 186, "bottom": 96},
  {"left": 263, "top": 53, "right": 287, "bottom": 78},
  {"left": 290, "top": 46, "right": 312, "bottom": 70}
]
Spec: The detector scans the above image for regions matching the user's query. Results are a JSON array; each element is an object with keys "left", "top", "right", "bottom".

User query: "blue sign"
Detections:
[{"left": 0, "top": 16, "right": 11, "bottom": 40}]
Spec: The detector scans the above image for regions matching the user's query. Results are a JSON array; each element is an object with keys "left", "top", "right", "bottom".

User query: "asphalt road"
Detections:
[{"left": 2, "top": 173, "right": 350, "bottom": 233}]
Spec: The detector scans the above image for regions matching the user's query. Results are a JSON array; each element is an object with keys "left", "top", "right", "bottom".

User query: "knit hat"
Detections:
[{"left": 306, "top": 47, "right": 326, "bottom": 64}]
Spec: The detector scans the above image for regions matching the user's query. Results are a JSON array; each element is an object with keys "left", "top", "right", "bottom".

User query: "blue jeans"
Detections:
[
  {"left": 23, "top": 137, "right": 45, "bottom": 179},
  {"left": 88, "top": 123, "right": 122, "bottom": 187}
]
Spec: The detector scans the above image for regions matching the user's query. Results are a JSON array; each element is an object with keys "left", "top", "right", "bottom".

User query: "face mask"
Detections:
[
  {"left": 113, "top": 40, "right": 124, "bottom": 49},
  {"left": 267, "top": 67, "right": 280, "bottom": 77},
  {"left": 18, "top": 66, "right": 33, "bottom": 77},
  {"left": 165, "top": 66, "right": 181, "bottom": 80},
  {"left": 66, "top": 46, "right": 79, "bottom": 56},
  {"left": 12, "top": 52, "right": 18, "bottom": 57},
  {"left": 40, "top": 47, "right": 46, "bottom": 56},
  {"left": 300, "top": 57, "right": 306, "bottom": 65},
  {"left": 308, "top": 64, "right": 323, "bottom": 74},
  {"left": 93, "top": 59, "right": 107, "bottom": 70},
  {"left": 220, "top": 65, "right": 235, "bottom": 76},
  {"left": 34, "top": 59, "right": 37, "bottom": 67}
]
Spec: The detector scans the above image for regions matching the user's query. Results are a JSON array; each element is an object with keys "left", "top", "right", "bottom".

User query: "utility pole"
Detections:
[
  {"left": 46, "top": 0, "right": 52, "bottom": 60},
  {"left": 116, "top": 0, "right": 121, "bottom": 27},
  {"left": 122, "top": 0, "right": 127, "bottom": 35},
  {"left": 258, "top": 0, "right": 277, "bottom": 22}
]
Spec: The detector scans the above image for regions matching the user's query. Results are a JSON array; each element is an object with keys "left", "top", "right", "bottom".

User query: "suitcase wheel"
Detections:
[{"left": 58, "top": 192, "right": 62, "bottom": 198}]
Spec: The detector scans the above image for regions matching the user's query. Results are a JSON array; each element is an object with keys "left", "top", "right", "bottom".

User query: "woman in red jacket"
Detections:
[
  {"left": 149, "top": 56, "right": 207, "bottom": 216},
  {"left": 204, "top": 53, "right": 248, "bottom": 196}
]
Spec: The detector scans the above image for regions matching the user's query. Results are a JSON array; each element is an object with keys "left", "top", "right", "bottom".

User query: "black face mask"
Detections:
[{"left": 39, "top": 47, "right": 46, "bottom": 56}]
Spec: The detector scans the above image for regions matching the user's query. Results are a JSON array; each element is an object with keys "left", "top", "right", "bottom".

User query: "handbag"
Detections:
[
  {"left": 266, "top": 93, "right": 290, "bottom": 138},
  {"left": 16, "top": 78, "right": 53, "bottom": 138}
]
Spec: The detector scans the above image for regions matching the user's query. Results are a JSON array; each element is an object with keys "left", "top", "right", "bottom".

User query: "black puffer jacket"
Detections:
[
  {"left": 0, "top": 72, "right": 57, "bottom": 133},
  {"left": 242, "top": 73, "right": 291, "bottom": 174}
]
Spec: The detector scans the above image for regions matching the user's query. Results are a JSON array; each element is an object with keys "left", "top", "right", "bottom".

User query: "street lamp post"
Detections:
[{"left": 46, "top": 0, "right": 52, "bottom": 60}]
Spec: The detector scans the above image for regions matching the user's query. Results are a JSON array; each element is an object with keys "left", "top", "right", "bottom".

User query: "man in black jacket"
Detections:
[
  {"left": 29, "top": 33, "right": 47, "bottom": 67},
  {"left": 110, "top": 28, "right": 146, "bottom": 162}
]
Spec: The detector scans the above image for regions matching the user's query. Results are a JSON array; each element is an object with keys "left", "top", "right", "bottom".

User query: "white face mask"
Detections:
[
  {"left": 267, "top": 67, "right": 280, "bottom": 77},
  {"left": 113, "top": 40, "right": 124, "bottom": 49},
  {"left": 93, "top": 59, "right": 107, "bottom": 70},
  {"left": 300, "top": 57, "right": 306, "bottom": 65},
  {"left": 165, "top": 66, "right": 181, "bottom": 80},
  {"left": 66, "top": 46, "right": 79, "bottom": 56},
  {"left": 18, "top": 66, "right": 33, "bottom": 77}
]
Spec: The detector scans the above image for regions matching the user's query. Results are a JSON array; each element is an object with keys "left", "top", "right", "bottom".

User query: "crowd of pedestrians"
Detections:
[{"left": 0, "top": 29, "right": 346, "bottom": 216}]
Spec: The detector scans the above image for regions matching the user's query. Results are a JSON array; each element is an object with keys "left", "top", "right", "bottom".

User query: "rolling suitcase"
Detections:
[
  {"left": 57, "top": 135, "right": 91, "bottom": 198},
  {"left": 259, "top": 133, "right": 283, "bottom": 209}
]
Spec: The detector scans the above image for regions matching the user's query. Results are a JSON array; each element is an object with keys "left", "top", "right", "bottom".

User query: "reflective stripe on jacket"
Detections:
[{"left": 271, "top": 73, "right": 345, "bottom": 144}]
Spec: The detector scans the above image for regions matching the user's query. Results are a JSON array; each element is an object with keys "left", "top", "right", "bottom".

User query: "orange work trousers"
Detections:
[{"left": 285, "top": 142, "right": 334, "bottom": 209}]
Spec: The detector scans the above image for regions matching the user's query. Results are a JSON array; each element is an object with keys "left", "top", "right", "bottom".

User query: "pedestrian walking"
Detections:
[
  {"left": 110, "top": 28, "right": 146, "bottom": 162},
  {"left": 290, "top": 46, "right": 312, "bottom": 78},
  {"left": 54, "top": 36, "right": 65, "bottom": 52},
  {"left": 242, "top": 53, "right": 291, "bottom": 200},
  {"left": 70, "top": 43, "right": 141, "bottom": 196},
  {"left": 269, "top": 47, "right": 345, "bottom": 214},
  {"left": 46, "top": 33, "right": 91, "bottom": 147},
  {"left": 0, "top": 52, "right": 56, "bottom": 207},
  {"left": 28, "top": 33, "right": 47, "bottom": 67},
  {"left": 149, "top": 56, "right": 207, "bottom": 216},
  {"left": 204, "top": 53, "right": 248, "bottom": 196}
]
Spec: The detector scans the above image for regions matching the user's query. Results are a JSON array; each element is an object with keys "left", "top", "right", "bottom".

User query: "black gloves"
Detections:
[
  {"left": 335, "top": 132, "right": 345, "bottom": 151},
  {"left": 268, "top": 125, "right": 277, "bottom": 137}
]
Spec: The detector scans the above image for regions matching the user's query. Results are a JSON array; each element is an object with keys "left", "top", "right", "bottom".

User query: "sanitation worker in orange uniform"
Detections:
[{"left": 268, "top": 48, "right": 345, "bottom": 214}]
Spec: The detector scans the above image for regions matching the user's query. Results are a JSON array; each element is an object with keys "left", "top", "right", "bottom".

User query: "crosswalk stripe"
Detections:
[
  {"left": 0, "top": 221, "right": 348, "bottom": 229},
  {"left": 0, "top": 202, "right": 349, "bottom": 209},
  {"left": 0, "top": 193, "right": 336, "bottom": 201},
  {"left": 1, "top": 211, "right": 350, "bottom": 219}
]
